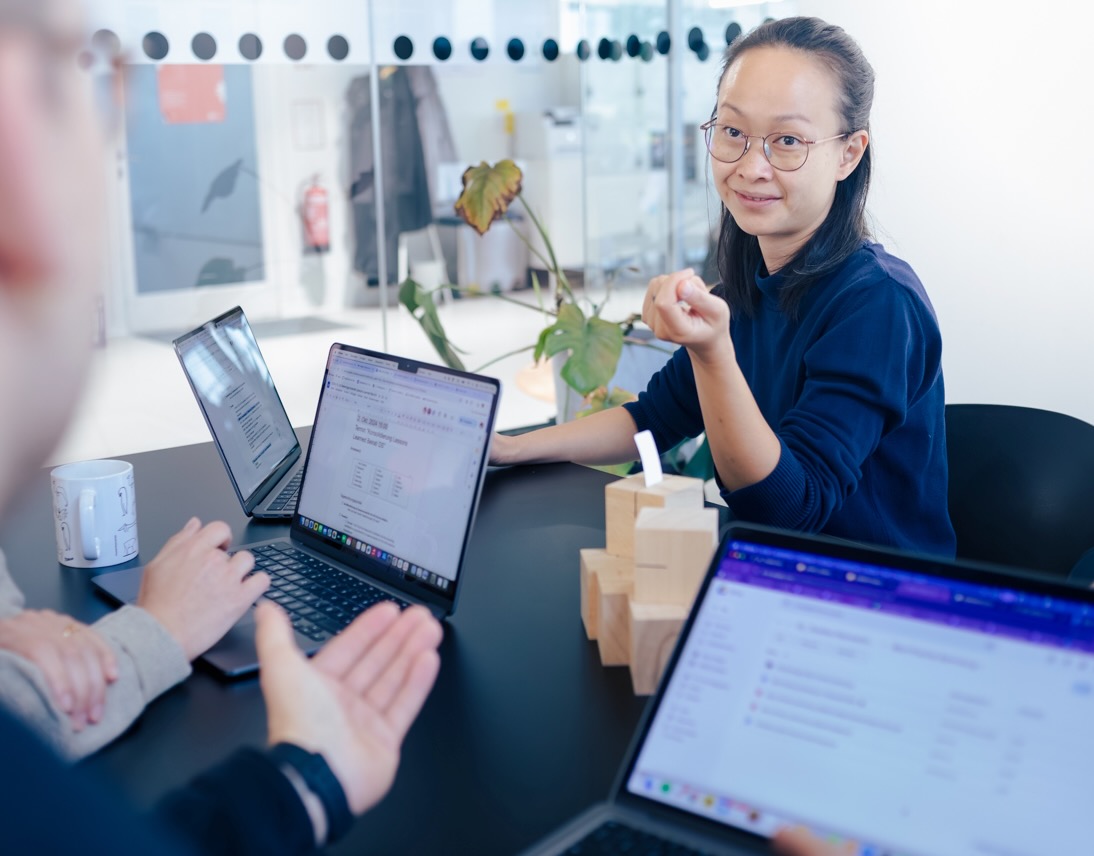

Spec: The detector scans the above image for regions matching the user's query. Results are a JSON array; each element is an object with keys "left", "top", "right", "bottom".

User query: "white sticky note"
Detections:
[{"left": 634, "top": 430, "right": 663, "bottom": 487}]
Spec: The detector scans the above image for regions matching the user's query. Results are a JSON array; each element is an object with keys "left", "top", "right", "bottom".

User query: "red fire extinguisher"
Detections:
[{"left": 301, "top": 176, "right": 330, "bottom": 254}]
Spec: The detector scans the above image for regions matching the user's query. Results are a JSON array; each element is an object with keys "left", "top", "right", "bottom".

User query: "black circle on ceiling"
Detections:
[
  {"left": 142, "top": 31, "right": 169, "bottom": 61},
  {"left": 470, "top": 37, "right": 489, "bottom": 61},
  {"left": 576, "top": 39, "right": 590, "bottom": 61},
  {"left": 191, "top": 32, "right": 216, "bottom": 61},
  {"left": 542, "top": 38, "right": 559, "bottom": 61},
  {"left": 687, "top": 27, "right": 705, "bottom": 53},
  {"left": 433, "top": 36, "right": 452, "bottom": 61},
  {"left": 597, "top": 37, "right": 611, "bottom": 60},
  {"left": 239, "top": 33, "right": 263, "bottom": 60},
  {"left": 91, "top": 29, "right": 121, "bottom": 58},
  {"left": 656, "top": 31, "right": 670, "bottom": 55},
  {"left": 696, "top": 42, "right": 710, "bottom": 62},
  {"left": 626, "top": 35, "right": 641, "bottom": 57},
  {"left": 507, "top": 38, "right": 524, "bottom": 61},
  {"left": 328, "top": 35, "right": 349, "bottom": 61},
  {"left": 393, "top": 35, "right": 413, "bottom": 60},
  {"left": 284, "top": 34, "right": 306, "bottom": 61},
  {"left": 639, "top": 41, "right": 654, "bottom": 62},
  {"left": 725, "top": 22, "right": 743, "bottom": 45}
]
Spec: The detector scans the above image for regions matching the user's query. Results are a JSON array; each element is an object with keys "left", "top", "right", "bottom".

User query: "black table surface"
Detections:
[{"left": 0, "top": 431, "right": 648, "bottom": 855}]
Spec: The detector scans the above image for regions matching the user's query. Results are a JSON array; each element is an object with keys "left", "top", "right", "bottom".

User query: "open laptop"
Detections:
[
  {"left": 173, "top": 306, "right": 303, "bottom": 519},
  {"left": 94, "top": 342, "right": 500, "bottom": 677},
  {"left": 524, "top": 523, "right": 1094, "bottom": 855}
]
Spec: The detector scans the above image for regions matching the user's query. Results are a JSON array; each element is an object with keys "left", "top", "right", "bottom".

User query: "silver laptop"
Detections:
[
  {"left": 173, "top": 306, "right": 303, "bottom": 519},
  {"left": 524, "top": 523, "right": 1094, "bottom": 855},
  {"left": 94, "top": 343, "right": 500, "bottom": 677}
]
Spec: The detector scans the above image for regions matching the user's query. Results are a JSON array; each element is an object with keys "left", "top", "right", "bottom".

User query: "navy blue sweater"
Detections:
[{"left": 624, "top": 242, "right": 956, "bottom": 557}]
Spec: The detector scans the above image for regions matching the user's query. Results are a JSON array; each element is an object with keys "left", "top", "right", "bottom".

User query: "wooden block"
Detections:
[
  {"left": 633, "top": 506, "right": 718, "bottom": 607},
  {"left": 604, "top": 473, "right": 705, "bottom": 558},
  {"left": 605, "top": 476, "right": 643, "bottom": 558},
  {"left": 579, "top": 548, "right": 633, "bottom": 640},
  {"left": 629, "top": 600, "right": 688, "bottom": 695},
  {"left": 596, "top": 574, "right": 634, "bottom": 666}
]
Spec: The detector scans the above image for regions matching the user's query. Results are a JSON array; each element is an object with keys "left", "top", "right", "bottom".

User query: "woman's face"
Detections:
[{"left": 711, "top": 45, "right": 867, "bottom": 273}]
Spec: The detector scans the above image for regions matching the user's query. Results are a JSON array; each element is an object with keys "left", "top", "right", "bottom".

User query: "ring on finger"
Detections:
[{"left": 61, "top": 622, "right": 79, "bottom": 638}]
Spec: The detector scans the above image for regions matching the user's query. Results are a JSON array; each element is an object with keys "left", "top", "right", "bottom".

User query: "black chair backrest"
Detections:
[{"left": 945, "top": 403, "right": 1094, "bottom": 578}]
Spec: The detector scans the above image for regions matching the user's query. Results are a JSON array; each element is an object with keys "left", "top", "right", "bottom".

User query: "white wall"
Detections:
[{"left": 799, "top": 0, "right": 1094, "bottom": 422}]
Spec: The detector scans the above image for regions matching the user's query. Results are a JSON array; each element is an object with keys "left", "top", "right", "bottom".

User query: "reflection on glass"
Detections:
[{"left": 124, "top": 65, "right": 265, "bottom": 294}]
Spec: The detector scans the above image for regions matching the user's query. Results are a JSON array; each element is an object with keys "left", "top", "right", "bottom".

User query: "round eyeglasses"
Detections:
[{"left": 700, "top": 118, "right": 849, "bottom": 172}]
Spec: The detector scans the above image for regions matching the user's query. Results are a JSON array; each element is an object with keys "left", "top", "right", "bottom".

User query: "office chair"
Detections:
[{"left": 945, "top": 403, "right": 1094, "bottom": 580}]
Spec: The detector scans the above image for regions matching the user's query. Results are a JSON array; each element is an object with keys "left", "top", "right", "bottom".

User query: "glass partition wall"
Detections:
[{"left": 83, "top": 0, "right": 787, "bottom": 408}]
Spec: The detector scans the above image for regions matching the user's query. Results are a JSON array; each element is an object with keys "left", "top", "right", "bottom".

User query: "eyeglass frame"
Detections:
[{"left": 699, "top": 117, "right": 851, "bottom": 172}]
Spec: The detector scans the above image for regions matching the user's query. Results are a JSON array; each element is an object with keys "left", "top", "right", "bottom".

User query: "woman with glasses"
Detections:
[{"left": 492, "top": 16, "right": 955, "bottom": 558}]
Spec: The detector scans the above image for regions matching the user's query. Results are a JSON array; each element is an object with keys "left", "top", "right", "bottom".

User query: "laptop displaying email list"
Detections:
[
  {"left": 621, "top": 531, "right": 1094, "bottom": 856},
  {"left": 291, "top": 344, "right": 497, "bottom": 607}
]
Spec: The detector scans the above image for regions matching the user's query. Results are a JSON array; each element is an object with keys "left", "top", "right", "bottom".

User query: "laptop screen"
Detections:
[
  {"left": 625, "top": 530, "right": 1094, "bottom": 855},
  {"left": 174, "top": 307, "right": 299, "bottom": 504},
  {"left": 293, "top": 344, "right": 498, "bottom": 606}
]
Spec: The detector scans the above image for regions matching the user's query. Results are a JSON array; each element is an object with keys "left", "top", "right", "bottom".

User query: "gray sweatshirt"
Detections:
[{"left": 0, "top": 549, "right": 190, "bottom": 760}]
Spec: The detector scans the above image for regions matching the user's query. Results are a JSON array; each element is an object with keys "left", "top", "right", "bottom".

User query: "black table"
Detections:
[{"left": 0, "top": 433, "right": 648, "bottom": 855}]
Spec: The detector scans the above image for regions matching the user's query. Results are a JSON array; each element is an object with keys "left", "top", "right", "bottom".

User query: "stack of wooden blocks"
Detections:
[{"left": 580, "top": 473, "right": 718, "bottom": 695}]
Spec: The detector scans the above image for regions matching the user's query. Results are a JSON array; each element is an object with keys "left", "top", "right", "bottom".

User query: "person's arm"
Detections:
[
  {"left": 0, "top": 519, "right": 268, "bottom": 759},
  {"left": 154, "top": 600, "right": 442, "bottom": 854},
  {"left": 490, "top": 404, "right": 642, "bottom": 467},
  {"left": 643, "top": 269, "right": 781, "bottom": 490}
]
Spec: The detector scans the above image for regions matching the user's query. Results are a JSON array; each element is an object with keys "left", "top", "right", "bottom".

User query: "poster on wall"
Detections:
[{"left": 125, "top": 64, "right": 266, "bottom": 294}]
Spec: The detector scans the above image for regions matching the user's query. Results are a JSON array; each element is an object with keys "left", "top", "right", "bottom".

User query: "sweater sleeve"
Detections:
[
  {"left": 623, "top": 346, "right": 706, "bottom": 455},
  {"left": 0, "top": 598, "right": 191, "bottom": 760},
  {"left": 154, "top": 747, "right": 317, "bottom": 856},
  {"left": 725, "top": 281, "right": 938, "bottom": 531}
]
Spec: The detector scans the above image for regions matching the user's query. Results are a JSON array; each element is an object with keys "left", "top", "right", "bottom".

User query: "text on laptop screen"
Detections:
[
  {"left": 296, "top": 349, "right": 493, "bottom": 585},
  {"left": 627, "top": 539, "right": 1094, "bottom": 855},
  {"left": 176, "top": 312, "right": 297, "bottom": 500}
]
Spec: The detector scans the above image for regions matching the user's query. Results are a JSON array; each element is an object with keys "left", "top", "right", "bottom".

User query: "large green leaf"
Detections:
[
  {"left": 454, "top": 160, "right": 523, "bottom": 236},
  {"left": 398, "top": 277, "right": 467, "bottom": 371},
  {"left": 534, "top": 303, "right": 624, "bottom": 396}
]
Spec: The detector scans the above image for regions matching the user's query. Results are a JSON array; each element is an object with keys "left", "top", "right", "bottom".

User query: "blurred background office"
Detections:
[{"left": 61, "top": 0, "right": 1094, "bottom": 468}]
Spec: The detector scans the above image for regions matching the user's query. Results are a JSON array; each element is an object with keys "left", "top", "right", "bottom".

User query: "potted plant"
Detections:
[{"left": 399, "top": 159, "right": 670, "bottom": 421}]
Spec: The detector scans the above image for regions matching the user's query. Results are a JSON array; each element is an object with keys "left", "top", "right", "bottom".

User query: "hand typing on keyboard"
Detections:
[{"left": 137, "top": 517, "right": 270, "bottom": 661}]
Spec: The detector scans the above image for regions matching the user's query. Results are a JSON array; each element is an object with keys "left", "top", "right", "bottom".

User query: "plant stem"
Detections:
[
  {"left": 502, "top": 214, "right": 555, "bottom": 274},
  {"left": 514, "top": 191, "right": 575, "bottom": 303},
  {"left": 472, "top": 343, "right": 537, "bottom": 374},
  {"left": 435, "top": 284, "right": 558, "bottom": 316}
]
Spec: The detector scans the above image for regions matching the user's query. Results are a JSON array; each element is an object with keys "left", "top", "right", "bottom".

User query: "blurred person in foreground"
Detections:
[{"left": 0, "top": 1, "right": 442, "bottom": 852}]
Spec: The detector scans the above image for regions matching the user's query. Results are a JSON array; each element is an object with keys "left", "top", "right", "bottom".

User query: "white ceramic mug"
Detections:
[{"left": 50, "top": 459, "right": 138, "bottom": 568}]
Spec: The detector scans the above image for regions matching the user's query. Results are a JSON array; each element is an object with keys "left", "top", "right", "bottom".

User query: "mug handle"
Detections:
[{"left": 79, "top": 488, "right": 100, "bottom": 560}]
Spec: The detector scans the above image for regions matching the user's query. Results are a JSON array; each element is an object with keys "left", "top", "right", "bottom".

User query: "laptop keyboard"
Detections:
[
  {"left": 250, "top": 543, "right": 410, "bottom": 642},
  {"left": 266, "top": 470, "right": 303, "bottom": 511},
  {"left": 562, "top": 821, "right": 714, "bottom": 855}
]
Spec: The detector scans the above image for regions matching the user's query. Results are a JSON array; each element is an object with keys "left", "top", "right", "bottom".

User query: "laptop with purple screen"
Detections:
[{"left": 524, "top": 523, "right": 1094, "bottom": 855}]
